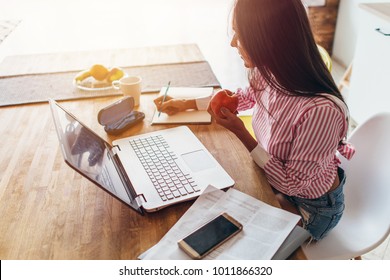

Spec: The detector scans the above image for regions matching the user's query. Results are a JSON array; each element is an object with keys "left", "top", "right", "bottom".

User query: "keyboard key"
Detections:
[
  {"left": 172, "top": 190, "right": 181, "bottom": 198},
  {"left": 184, "top": 184, "right": 194, "bottom": 194},
  {"left": 130, "top": 135, "right": 198, "bottom": 201},
  {"left": 178, "top": 188, "right": 187, "bottom": 196}
]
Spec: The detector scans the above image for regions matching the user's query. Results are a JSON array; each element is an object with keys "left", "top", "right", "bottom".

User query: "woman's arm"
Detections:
[
  {"left": 208, "top": 105, "right": 254, "bottom": 149},
  {"left": 153, "top": 94, "right": 213, "bottom": 115},
  {"left": 208, "top": 106, "right": 271, "bottom": 168},
  {"left": 154, "top": 95, "right": 197, "bottom": 115}
]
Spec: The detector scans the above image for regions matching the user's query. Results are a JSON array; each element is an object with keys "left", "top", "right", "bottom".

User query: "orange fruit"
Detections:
[
  {"left": 106, "top": 67, "right": 125, "bottom": 83},
  {"left": 89, "top": 64, "right": 109, "bottom": 81}
]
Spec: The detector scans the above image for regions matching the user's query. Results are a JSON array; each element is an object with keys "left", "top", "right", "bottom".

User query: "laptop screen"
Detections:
[{"left": 49, "top": 99, "right": 143, "bottom": 214}]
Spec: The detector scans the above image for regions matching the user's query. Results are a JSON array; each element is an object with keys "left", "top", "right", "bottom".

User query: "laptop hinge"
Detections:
[
  {"left": 135, "top": 194, "right": 146, "bottom": 206},
  {"left": 112, "top": 145, "right": 121, "bottom": 155}
]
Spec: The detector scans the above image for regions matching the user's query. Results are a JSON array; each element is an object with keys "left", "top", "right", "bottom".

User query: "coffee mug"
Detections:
[{"left": 112, "top": 76, "right": 142, "bottom": 106}]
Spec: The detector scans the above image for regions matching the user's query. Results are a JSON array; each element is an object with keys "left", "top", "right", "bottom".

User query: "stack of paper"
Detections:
[{"left": 139, "top": 186, "right": 307, "bottom": 260}]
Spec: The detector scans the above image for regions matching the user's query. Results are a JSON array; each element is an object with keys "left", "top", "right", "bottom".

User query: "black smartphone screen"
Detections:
[{"left": 182, "top": 214, "right": 241, "bottom": 256}]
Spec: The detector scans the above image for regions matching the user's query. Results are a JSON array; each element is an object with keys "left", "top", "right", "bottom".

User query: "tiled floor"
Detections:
[{"left": 331, "top": 60, "right": 390, "bottom": 260}]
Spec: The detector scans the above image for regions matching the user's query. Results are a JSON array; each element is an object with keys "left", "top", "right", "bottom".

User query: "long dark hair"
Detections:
[{"left": 233, "top": 0, "right": 345, "bottom": 104}]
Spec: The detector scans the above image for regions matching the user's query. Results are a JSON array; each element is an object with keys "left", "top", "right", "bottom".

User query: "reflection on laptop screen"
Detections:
[{"left": 50, "top": 100, "right": 142, "bottom": 213}]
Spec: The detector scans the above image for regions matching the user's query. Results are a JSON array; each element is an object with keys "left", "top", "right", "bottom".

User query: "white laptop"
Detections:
[{"left": 49, "top": 99, "right": 234, "bottom": 214}]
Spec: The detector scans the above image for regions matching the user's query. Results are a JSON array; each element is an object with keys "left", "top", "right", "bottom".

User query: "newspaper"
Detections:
[{"left": 139, "top": 185, "right": 301, "bottom": 260}]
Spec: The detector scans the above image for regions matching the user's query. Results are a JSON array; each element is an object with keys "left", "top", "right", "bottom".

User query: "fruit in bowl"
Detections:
[
  {"left": 74, "top": 64, "right": 126, "bottom": 89},
  {"left": 106, "top": 67, "right": 125, "bottom": 83},
  {"left": 74, "top": 69, "right": 92, "bottom": 83},
  {"left": 89, "top": 64, "right": 109, "bottom": 81},
  {"left": 210, "top": 89, "right": 239, "bottom": 118}
]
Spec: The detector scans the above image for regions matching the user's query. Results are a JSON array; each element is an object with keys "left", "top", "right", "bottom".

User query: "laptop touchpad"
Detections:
[{"left": 181, "top": 150, "right": 215, "bottom": 172}]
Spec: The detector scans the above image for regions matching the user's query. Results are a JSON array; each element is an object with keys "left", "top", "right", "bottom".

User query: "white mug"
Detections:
[{"left": 112, "top": 76, "right": 142, "bottom": 106}]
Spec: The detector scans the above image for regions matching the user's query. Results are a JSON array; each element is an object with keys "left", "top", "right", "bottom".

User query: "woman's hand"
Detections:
[
  {"left": 207, "top": 104, "right": 245, "bottom": 135},
  {"left": 207, "top": 105, "right": 258, "bottom": 152},
  {"left": 153, "top": 96, "right": 196, "bottom": 115}
]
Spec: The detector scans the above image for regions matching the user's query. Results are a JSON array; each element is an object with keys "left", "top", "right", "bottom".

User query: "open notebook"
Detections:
[{"left": 151, "top": 87, "right": 213, "bottom": 125}]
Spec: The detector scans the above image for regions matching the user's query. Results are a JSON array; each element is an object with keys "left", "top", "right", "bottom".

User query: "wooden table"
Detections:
[{"left": 0, "top": 45, "right": 306, "bottom": 260}]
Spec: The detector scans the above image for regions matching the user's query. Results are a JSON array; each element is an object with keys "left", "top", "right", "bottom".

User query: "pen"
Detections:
[{"left": 158, "top": 81, "right": 171, "bottom": 117}]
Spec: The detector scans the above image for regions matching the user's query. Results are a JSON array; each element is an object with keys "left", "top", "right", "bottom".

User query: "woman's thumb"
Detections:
[{"left": 220, "top": 107, "right": 232, "bottom": 117}]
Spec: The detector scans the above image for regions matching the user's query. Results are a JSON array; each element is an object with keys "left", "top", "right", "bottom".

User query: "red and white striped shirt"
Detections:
[{"left": 196, "top": 71, "right": 355, "bottom": 199}]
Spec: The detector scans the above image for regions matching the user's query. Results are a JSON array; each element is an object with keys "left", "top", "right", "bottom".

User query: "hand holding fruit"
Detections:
[
  {"left": 209, "top": 89, "right": 239, "bottom": 118},
  {"left": 208, "top": 90, "right": 246, "bottom": 135}
]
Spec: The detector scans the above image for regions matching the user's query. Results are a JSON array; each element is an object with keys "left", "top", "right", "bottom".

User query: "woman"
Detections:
[{"left": 154, "top": 0, "right": 355, "bottom": 241}]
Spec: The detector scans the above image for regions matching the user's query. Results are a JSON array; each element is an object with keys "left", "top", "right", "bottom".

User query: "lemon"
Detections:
[
  {"left": 89, "top": 64, "right": 109, "bottom": 81},
  {"left": 106, "top": 67, "right": 125, "bottom": 83}
]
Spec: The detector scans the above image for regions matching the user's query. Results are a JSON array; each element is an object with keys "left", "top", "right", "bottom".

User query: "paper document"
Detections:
[
  {"left": 151, "top": 87, "right": 212, "bottom": 124},
  {"left": 139, "top": 185, "right": 302, "bottom": 260}
]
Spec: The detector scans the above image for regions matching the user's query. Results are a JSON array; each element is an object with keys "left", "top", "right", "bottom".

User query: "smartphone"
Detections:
[{"left": 178, "top": 212, "right": 243, "bottom": 259}]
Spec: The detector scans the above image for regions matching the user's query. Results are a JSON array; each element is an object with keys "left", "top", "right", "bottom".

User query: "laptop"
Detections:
[{"left": 49, "top": 99, "right": 235, "bottom": 214}]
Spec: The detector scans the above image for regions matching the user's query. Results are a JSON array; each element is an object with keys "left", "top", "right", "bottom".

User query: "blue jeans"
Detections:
[{"left": 286, "top": 167, "right": 346, "bottom": 241}]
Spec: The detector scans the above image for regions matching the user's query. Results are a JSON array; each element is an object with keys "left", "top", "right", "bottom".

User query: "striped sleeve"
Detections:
[
  {"left": 236, "top": 87, "right": 257, "bottom": 111},
  {"left": 263, "top": 105, "right": 345, "bottom": 198},
  {"left": 236, "top": 68, "right": 265, "bottom": 111},
  {"left": 196, "top": 86, "right": 257, "bottom": 112},
  {"left": 250, "top": 144, "right": 271, "bottom": 167}
]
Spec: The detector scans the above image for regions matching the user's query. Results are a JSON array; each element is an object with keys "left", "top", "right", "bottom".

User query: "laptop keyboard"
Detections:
[
  {"left": 100, "top": 166, "right": 116, "bottom": 195},
  {"left": 129, "top": 135, "right": 200, "bottom": 201}
]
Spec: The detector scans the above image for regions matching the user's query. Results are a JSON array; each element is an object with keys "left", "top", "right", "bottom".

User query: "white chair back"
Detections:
[{"left": 302, "top": 112, "right": 390, "bottom": 259}]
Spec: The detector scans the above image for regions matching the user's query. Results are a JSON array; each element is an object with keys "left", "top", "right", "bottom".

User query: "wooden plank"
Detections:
[
  {"left": 0, "top": 44, "right": 306, "bottom": 260},
  {"left": 0, "top": 44, "right": 205, "bottom": 77},
  {"left": 0, "top": 94, "right": 283, "bottom": 259},
  {"left": 308, "top": 0, "right": 340, "bottom": 55}
]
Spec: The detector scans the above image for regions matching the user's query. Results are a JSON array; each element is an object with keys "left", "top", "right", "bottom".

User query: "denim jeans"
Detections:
[{"left": 286, "top": 167, "right": 346, "bottom": 241}]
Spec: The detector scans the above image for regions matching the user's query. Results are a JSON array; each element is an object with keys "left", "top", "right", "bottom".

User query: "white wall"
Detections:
[{"left": 333, "top": 0, "right": 389, "bottom": 67}]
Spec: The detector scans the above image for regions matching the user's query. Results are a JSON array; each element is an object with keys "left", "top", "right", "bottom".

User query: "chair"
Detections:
[
  {"left": 302, "top": 112, "right": 390, "bottom": 259},
  {"left": 317, "top": 44, "right": 332, "bottom": 72}
]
